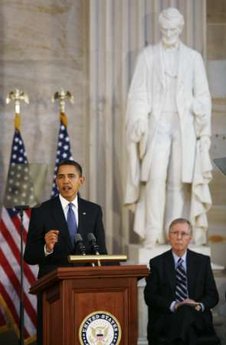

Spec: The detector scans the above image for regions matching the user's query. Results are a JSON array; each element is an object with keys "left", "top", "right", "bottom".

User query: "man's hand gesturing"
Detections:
[{"left": 45, "top": 230, "right": 59, "bottom": 253}]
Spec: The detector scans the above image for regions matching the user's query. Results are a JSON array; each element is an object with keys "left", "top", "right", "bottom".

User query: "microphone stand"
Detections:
[
  {"left": 16, "top": 205, "right": 29, "bottom": 345},
  {"left": 87, "top": 233, "right": 101, "bottom": 267},
  {"left": 93, "top": 246, "right": 101, "bottom": 267},
  {"left": 74, "top": 234, "right": 86, "bottom": 256}
]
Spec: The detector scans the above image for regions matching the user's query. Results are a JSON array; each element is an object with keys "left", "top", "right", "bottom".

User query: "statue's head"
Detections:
[{"left": 159, "top": 7, "right": 184, "bottom": 47}]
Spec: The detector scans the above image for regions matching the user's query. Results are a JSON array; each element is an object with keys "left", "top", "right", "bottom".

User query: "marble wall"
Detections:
[
  {"left": 0, "top": 0, "right": 226, "bottom": 261},
  {"left": 207, "top": 0, "right": 226, "bottom": 266},
  {"left": 0, "top": 0, "right": 90, "bottom": 201},
  {"left": 0, "top": 1, "right": 226, "bottom": 344}
]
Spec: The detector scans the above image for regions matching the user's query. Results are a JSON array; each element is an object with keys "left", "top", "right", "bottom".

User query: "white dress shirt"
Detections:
[{"left": 44, "top": 194, "right": 79, "bottom": 255}]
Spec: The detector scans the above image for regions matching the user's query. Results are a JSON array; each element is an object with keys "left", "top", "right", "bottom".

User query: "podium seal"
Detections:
[{"left": 79, "top": 310, "right": 121, "bottom": 345}]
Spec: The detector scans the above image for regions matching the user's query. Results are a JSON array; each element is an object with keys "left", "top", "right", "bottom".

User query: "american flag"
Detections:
[
  {"left": 51, "top": 112, "right": 73, "bottom": 197},
  {"left": 0, "top": 127, "right": 38, "bottom": 343}
]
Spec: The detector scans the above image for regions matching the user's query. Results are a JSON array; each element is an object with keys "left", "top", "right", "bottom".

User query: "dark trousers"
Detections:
[{"left": 149, "top": 305, "right": 216, "bottom": 345}]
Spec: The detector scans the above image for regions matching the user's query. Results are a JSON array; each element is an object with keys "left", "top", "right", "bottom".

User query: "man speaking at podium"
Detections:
[
  {"left": 24, "top": 159, "right": 108, "bottom": 276},
  {"left": 24, "top": 159, "right": 108, "bottom": 344}
]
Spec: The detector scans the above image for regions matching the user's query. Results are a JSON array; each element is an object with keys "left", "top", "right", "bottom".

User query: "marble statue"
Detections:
[{"left": 125, "top": 7, "right": 212, "bottom": 248}]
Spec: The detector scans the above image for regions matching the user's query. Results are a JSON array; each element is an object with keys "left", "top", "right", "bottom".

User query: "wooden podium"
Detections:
[{"left": 30, "top": 265, "right": 149, "bottom": 345}]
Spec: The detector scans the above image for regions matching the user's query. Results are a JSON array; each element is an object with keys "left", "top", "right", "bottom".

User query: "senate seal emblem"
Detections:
[{"left": 79, "top": 311, "right": 121, "bottom": 345}]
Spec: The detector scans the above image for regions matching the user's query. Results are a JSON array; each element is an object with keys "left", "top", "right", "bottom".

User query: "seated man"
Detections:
[{"left": 144, "top": 218, "right": 219, "bottom": 345}]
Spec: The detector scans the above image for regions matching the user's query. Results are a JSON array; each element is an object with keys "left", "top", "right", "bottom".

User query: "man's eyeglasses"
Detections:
[{"left": 170, "top": 231, "right": 190, "bottom": 238}]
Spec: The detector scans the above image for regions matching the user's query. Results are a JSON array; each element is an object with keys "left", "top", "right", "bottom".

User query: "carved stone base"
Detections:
[{"left": 129, "top": 243, "right": 211, "bottom": 266}]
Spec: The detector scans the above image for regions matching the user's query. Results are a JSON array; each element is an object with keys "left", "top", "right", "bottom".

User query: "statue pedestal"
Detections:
[{"left": 128, "top": 243, "right": 211, "bottom": 266}]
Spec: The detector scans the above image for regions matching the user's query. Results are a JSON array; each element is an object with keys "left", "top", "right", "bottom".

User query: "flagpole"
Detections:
[
  {"left": 51, "top": 89, "right": 74, "bottom": 197},
  {"left": 19, "top": 208, "right": 24, "bottom": 345},
  {"left": 6, "top": 90, "right": 29, "bottom": 345},
  {"left": 18, "top": 207, "right": 26, "bottom": 345}
]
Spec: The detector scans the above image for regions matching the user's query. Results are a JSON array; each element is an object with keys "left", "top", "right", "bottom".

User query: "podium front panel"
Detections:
[
  {"left": 72, "top": 277, "right": 137, "bottom": 344},
  {"left": 43, "top": 277, "right": 137, "bottom": 344},
  {"left": 31, "top": 266, "right": 149, "bottom": 345}
]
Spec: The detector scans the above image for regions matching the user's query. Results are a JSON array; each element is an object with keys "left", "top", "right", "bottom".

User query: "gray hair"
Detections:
[{"left": 169, "top": 218, "right": 192, "bottom": 234}]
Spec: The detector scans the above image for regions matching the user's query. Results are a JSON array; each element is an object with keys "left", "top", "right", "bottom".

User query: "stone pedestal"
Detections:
[
  {"left": 137, "top": 278, "right": 149, "bottom": 345},
  {"left": 129, "top": 243, "right": 211, "bottom": 266}
]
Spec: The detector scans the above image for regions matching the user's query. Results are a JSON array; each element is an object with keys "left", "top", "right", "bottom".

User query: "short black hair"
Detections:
[{"left": 56, "top": 160, "right": 83, "bottom": 176}]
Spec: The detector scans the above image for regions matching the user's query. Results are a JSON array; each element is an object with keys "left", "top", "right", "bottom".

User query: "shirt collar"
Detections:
[
  {"left": 172, "top": 250, "right": 187, "bottom": 265},
  {"left": 59, "top": 194, "right": 78, "bottom": 210}
]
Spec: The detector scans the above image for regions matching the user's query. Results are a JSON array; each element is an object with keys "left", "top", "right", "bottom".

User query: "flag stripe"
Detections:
[
  {"left": 3, "top": 207, "right": 30, "bottom": 242},
  {"left": 0, "top": 129, "right": 37, "bottom": 342},
  {"left": 1, "top": 213, "right": 37, "bottom": 285},
  {"left": 0, "top": 228, "right": 37, "bottom": 313},
  {"left": 0, "top": 228, "right": 37, "bottom": 306},
  {"left": 0, "top": 279, "right": 18, "bottom": 326},
  {"left": 0, "top": 272, "right": 34, "bottom": 339},
  {"left": 0, "top": 250, "right": 36, "bottom": 327},
  {"left": 0, "top": 260, "right": 36, "bottom": 338}
]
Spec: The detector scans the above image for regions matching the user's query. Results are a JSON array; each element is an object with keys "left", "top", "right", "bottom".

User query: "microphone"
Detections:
[
  {"left": 87, "top": 233, "right": 100, "bottom": 255},
  {"left": 75, "top": 234, "right": 86, "bottom": 255}
]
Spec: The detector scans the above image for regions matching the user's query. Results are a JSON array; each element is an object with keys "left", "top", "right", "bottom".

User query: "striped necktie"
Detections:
[
  {"left": 67, "top": 203, "right": 77, "bottom": 245},
  {"left": 175, "top": 257, "right": 188, "bottom": 302}
]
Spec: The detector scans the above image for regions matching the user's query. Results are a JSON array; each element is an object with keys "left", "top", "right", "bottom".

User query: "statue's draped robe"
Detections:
[{"left": 125, "top": 42, "right": 212, "bottom": 245}]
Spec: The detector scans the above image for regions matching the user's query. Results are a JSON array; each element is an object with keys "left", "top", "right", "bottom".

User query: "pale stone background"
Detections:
[{"left": 0, "top": 0, "right": 225, "bottom": 344}]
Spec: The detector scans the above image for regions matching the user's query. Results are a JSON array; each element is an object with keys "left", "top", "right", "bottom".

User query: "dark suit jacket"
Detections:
[
  {"left": 24, "top": 196, "right": 107, "bottom": 278},
  {"left": 144, "top": 249, "right": 219, "bottom": 342}
]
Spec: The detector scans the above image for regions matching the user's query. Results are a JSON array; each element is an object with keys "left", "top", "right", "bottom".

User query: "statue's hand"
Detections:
[
  {"left": 126, "top": 203, "right": 136, "bottom": 212},
  {"left": 129, "top": 119, "right": 147, "bottom": 143},
  {"left": 133, "top": 119, "right": 148, "bottom": 158},
  {"left": 199, "top": 135, "right": 211, "bottom": 151},
  {"left": 135, "top": 119, "right": 147, "bottom": 138}
]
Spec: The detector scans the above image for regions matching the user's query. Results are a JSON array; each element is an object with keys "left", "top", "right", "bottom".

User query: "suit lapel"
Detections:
[
  {"left": 77, "top": 198, "right": 88, "bottom": 235},
  {"left": 165, "top": 250, "right": 176, "bottom": 292},
  {"left": 50, "top": 197, "right": 72, "bottom": 250},
  {"left": 186, "top": 250, "right": 197, "bottom": 296}
]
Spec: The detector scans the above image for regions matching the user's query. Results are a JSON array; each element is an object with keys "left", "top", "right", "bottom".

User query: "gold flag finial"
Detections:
[
  {"left": 52, "top": 89, "right": 74, "bottom": 113},
  {"left": 6, "top": 89, "right": 29, "bottom": 114}
]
